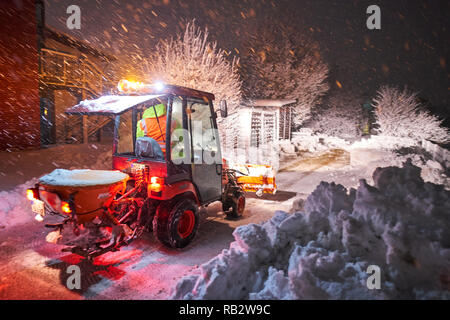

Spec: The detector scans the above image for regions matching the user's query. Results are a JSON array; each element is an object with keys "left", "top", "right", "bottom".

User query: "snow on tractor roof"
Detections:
[
  {"left": 66, "top": 95, "right": 165, "bottom": 115},
  {"left": 39, "top": 169, "right": 128, "bottom": 187}
]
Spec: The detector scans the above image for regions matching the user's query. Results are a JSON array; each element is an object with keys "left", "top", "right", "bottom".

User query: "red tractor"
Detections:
[{"left": 26, "top": 81, "right": 260, "bottom": 258}]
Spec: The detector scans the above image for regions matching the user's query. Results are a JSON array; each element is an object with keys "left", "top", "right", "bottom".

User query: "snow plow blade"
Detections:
[{"left": 228, "top": 163, "right": 277, "bottom": 195}]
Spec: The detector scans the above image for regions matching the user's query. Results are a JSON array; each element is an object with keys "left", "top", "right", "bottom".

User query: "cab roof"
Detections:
[
  {"left": 66, "top": 84, "right": 215, "bottom": 115},
  {"left": 66, "top": 95, "right": 165, "bottom": 115}
]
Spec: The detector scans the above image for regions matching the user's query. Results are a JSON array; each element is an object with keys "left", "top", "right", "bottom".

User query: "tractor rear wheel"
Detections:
[{"left": 153, "top": 198, "right": 199, "bottom": 248}]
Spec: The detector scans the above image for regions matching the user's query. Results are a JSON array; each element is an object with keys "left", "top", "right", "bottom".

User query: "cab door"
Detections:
[{"left": 187, "top": 98, "right": 222, "bottom": 203}]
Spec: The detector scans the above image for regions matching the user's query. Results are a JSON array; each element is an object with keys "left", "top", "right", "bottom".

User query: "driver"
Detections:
[{"left": 136, "top": 103, "right": 167, "bottom": 153}]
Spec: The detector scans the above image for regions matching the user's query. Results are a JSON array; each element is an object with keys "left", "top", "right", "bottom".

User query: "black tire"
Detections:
[
  {"left": 152, "top": 198, "right": 199, "bottom": 248},
  {"left": 225, "top": 192, "right": 246, "bottom": 218},
  {"left": 222, "top": 199, "right": 232, "bottom": 213}
]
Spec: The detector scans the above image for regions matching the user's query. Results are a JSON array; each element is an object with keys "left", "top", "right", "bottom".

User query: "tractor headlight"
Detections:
[{"left": 153, "top": 81, "right": 165, "bottom": 91}]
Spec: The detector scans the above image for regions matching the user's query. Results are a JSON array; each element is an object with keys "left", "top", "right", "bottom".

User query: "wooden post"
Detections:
[
  {"left": 288, "top": 106, "right": 292, "bottom": 140},
  {"left": 62, "top": 56, "right": 66, "bottom": 85},
  {"left": 82, "top": 115, "right": 88, "bottom": 144},
  {"left": 81, "top": 88, "right": 88, "bottom": 144}
]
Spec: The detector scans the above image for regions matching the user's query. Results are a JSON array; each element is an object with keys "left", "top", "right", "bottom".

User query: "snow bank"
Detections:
[
  {"left": 39, "top": 169, "right": 128, "bottom": 187},
  {"left": 349, "top": 135, "right": 417, "bottom": 151},
  {"left": 0, "top": 178, "right": 38, "bottom": 229},
  {"left": 346, "top": 145, "right": 449, "bottom": 188},
  {"left": 290, "top": 133, "right": 416, "bottom": 155},
  {"left": 291, "top": 130, "right": 350, "bottom": 153},
  {"left": 172, "top": 160, "right": 450, "bottom": 299},
  {"left": 288, "top": 131, "right": 449, "bottom": 188}
]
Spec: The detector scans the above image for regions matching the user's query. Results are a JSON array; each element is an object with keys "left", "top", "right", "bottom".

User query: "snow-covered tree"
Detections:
[
  {"left": 240, "top": 24, "right": 329, "bottom": 127},
  {"left": 305, "top": 88, "right": 365, "bottom": 139},
  {"left": 373, "top": 86, "right": 449, "bottom": 143},
  {"left": 144, "top": 21, "right": 242, "bottom": 117}
]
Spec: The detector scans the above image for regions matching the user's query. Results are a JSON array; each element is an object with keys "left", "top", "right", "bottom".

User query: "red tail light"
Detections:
[{"left": 26, "top": 189, "right": 38, "bottom": 201}]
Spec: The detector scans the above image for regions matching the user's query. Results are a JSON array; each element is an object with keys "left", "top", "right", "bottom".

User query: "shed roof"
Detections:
[{"left": 245, "top": 99, "right": 297, "bottom": 108}]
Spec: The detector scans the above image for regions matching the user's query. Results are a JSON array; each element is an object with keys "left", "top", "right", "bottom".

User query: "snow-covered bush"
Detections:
[
  {"left": 373, "top": 86, "right": 449, "bottom": 144},
  {"left": 240, "top": 24, "right": 329, "bottom": 127},
  {"left": 305, "top": 89, "right": 365, "bottom": 139},
  {"left": 144, "top": 21, "right": 242, "bottom": 117},
  {"left": 172, "top": 160, "right": 450, "bottom": 299}
]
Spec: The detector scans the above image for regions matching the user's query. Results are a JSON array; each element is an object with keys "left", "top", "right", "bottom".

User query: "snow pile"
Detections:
[
  {"left": 39, "top": 169, "right": 128, "bottom": 187},
  {"left": 291, "top": 130, "right": 350, "bottom": 153},
  {"left": 290, "top": 133, "right": 415, "bottom": 155},
  {"left": 0, "top": 178, "right": 38, "bottom": 229},
  {"left": 289, "top": 132, "right": 448, "bottom": 188},
  {"left": 347, "top": 145, "right": 449, "bottom": 188},
  {"left": 420, "top": 160, "right": 449, "bottom": 187},
  {"left": 349, "top": 135, "right": 417, "bottom": 151},
  {"left": 172, "top": 160, "right": 450, "bottom": 299},
  {"left": 278, "top": 139, "right": 296, "bottom": 155}
]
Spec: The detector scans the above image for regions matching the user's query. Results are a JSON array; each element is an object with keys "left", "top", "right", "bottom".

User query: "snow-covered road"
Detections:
[
  {"left": 1, "top": 139, "right": 447, "bottom": 299},
  {"left": 0, "top": 142, "right": 295, "bottom": 299},
  {"left": 0, "top": 198, "right": 293, "bottom": 299}
]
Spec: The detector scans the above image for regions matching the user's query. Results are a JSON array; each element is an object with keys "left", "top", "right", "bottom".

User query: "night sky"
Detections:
[{"left": 45, "top": 0, "right": 449, "bottom": 116}]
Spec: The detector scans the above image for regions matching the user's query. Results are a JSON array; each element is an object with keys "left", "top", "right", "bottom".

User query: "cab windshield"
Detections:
[{"left": 115, "top": 98, "right": 169, "bottom": 159}]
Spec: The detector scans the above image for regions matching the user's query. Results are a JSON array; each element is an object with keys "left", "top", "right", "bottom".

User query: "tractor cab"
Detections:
[{"left": 66, "top": 81, "right": 224, "bottom": 207}]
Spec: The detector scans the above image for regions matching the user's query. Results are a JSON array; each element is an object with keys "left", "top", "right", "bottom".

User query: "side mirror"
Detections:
[{"left": 219, "top": 100, "right": 228, "bottom": 118}]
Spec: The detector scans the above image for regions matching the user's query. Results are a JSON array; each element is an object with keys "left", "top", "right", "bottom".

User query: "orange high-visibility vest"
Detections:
[{"left": 139, "top": 115, "right": 167, "bottom": 151}]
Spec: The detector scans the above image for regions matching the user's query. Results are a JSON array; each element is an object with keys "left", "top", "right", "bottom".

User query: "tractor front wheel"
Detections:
[
  {"left": 153, "top": 199, "right": 199, "bottom": 248},
  {"left": 223, "top": 191, "right": 245, "bottom": 218}
]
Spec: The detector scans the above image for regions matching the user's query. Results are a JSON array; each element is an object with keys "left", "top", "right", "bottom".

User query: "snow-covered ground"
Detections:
[
  {"left": 280, "top": 132, "right": 449, "bottom": 193},
  {"left": 171, "top": 133, "right": 450, "bottom": 300},
  {"left": 0, "top": 134, "right": 448, "bottom": 299},
  {"left": 0, "top": 142, "right": 291, "bottom": 299},
  {"left": 172, "top": 160, "right": 450, "bottom": 299}
]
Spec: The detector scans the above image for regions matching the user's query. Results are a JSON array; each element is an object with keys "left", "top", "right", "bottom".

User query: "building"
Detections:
[
  {"left": 0, "top": 0, "right": 40, "bottom": 151},
  {"left": 0, "top": 0, "right": 115, "bottom": 151},
  {"left": 39, "top": 26, "right": 116, "bottom": 145},
  {"left": 222, "top": 99, "right": 296, "bottom": 166}
]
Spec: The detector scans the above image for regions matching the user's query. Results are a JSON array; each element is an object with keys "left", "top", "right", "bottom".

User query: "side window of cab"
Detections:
[
  {"left": 170, "top": 97, "right": 190, "bottom": 163},
  {"left": 187, "top": 99, "right": 221, "bottom": 164}
]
